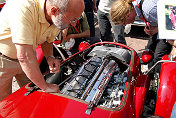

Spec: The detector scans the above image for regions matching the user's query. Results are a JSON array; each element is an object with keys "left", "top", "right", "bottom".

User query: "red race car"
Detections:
[{"left": 0, "top": 42, "right": 175, "bottom": 118}]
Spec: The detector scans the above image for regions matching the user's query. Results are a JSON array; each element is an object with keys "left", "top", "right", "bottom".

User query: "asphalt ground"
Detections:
[{"left": 125, "top": 25, "right": 149, "bottom": 54}]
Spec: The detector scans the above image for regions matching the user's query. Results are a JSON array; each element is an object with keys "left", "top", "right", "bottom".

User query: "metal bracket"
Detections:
[
  {"left": 85, "top": 101, "right": 95, "bottom": 115},
  {"left": 24, "top": 86, "right": 39, "bottom": 96},
  {"left": 144, "top": 60, "right": 176, "bottom": 75}
]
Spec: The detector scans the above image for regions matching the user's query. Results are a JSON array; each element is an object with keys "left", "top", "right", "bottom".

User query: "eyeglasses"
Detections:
[{"left": 59, "top": 8, "right": 80, "bottom": 25}]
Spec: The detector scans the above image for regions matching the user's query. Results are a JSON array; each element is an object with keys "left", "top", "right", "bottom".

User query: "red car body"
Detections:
[
  {"left": 0, "top": 42, "right": 151, "bottom": 118},
  {"left": 0, "top": 4, "right": 5, "bottom": 9},
  {"left": 154, "top": 55, "right": 176, "bottom": 118}
]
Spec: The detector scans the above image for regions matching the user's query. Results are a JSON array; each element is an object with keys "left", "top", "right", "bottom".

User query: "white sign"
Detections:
[{"left": 158, "top": 0, "right": 176, "bottom": 40}]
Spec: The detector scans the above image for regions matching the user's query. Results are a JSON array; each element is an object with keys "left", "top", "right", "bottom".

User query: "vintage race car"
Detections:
[
  {"left": 0, "top": 42, "right": 175, "bottom": 118},
  {"left": 0, "top": 42, "right": 151, "bottom": 118}
]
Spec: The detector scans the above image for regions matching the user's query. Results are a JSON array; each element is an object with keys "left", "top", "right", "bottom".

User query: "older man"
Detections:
[{"left": 0, "top": 0, "right": 85, "bottom": 101}]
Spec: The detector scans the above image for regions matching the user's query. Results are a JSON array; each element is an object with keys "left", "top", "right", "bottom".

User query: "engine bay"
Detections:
[{"left": 28, "top": 45, "right": 132, "bottom": 114}]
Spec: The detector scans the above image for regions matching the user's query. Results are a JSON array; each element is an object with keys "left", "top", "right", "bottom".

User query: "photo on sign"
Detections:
[{"left": 158, "top": 0, "right": 176, "bottom": 40}]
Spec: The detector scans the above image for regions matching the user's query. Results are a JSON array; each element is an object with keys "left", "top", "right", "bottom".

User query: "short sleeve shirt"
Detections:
[
  {"left": 0, "top": 0, "right": 60, "bottom": 58},
  {"left": 98, "top": 0, "right": 117, "bottom": 13}
]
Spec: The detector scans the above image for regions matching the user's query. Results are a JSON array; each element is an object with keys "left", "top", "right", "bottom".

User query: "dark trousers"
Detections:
[
  {"left": 84, "top": 10, "right": 95, "bottom": 37},
  {"left": 96, "top": 0, "right": 100, "bottom": 9},
  {"left": 147, "top": 33, "right": 172, "bottom": 72},
  {"left": 97, "top": 10, "right": 126, "bottom": 45}
]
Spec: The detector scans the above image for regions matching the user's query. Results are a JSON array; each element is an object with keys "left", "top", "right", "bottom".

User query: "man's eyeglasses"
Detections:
[{"left": 59, "top": 8, "right": 81, "bottom": 25}]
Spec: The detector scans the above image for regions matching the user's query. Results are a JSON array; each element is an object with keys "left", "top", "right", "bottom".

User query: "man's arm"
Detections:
[
  {"left": 144, "top": 25, "right": 158, "bottom": 36},
  {"left": 15, "top": 43, "right": 59, "bottom": 92},
  {"left": 93, "top": 0, "right": 97, "bottom": 13},
  {"left": 41, "top": 41, "right": 53, "bottom": 59},
  {"left": 63, "top": 30, "right": 90, "bottom": 42},
  {"left": 68, "top": 30, "right": 90, "bottom": 39},
  {"left": 168, "top": 40, "right": 176, "bottom": 48},
  {"left": 41, "top": 41, "right": 60, "bottom": 73}
]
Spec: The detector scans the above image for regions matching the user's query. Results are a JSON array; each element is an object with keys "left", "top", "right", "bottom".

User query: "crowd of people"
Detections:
[{"left": 0, "top": 0, "right": 175, "bottom": 104}]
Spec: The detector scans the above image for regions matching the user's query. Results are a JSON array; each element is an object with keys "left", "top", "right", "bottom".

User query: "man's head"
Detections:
[
  {"left": 48, "top": 0, "right": 85, "bottom": 30},
  {"left": 110, "top": 0, "right": 136, "bottom": 25}
]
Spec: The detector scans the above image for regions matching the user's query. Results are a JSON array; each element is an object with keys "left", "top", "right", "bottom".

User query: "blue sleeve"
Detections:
[{"left": 142, "top": 0, "right": 158, "bottom": 26}]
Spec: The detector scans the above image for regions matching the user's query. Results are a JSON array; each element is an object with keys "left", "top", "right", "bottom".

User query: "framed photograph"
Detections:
[{"left": 157, "top": 0, "right": 176, "bottom": 40}]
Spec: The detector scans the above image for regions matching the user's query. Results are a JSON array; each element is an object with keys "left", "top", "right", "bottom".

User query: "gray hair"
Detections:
[{"left": 49, "top": 0, "right": 69, "bottom": 12}]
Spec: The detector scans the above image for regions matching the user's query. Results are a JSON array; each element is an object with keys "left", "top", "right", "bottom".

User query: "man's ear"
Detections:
[{"left": 51, "top": 7, "right": 58, "bottom": 15}]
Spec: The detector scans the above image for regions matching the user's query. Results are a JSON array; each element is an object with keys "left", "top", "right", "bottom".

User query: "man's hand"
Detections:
[
  {"left": 61, "top": 28, "right": 69, "bottom": 42},
  {"left": 168, "top": 40, "right": 176, "bottom": 48},
  {"left": 93, "top": 0, "right": 97, "bottom": 13},
  {"left": 144, "top": 25, "right": 158, "bottom": 36},
  {"left": 47, "top": 56, "right": 60, "bottom": 73},
  {"left": 62, "top": 34, "right": 76, "bottom": 43},
  {"left": 44, "top": 83, "right": 60, "bottom": 93},
  {"left": 62, "top": 35, "right": 71, "bottom": 42},
  {"left": 94, "top": 5, "right": 97, "bottom": 13}
]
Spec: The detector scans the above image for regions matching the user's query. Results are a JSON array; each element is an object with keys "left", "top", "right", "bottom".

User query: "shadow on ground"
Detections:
[{"left": 126, "top": 25, "right": 150, "bottom": 40}]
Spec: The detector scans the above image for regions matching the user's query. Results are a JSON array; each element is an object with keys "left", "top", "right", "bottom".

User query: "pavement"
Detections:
[{"left": 95, "top": 23, "right": 149, "bottom": 53}]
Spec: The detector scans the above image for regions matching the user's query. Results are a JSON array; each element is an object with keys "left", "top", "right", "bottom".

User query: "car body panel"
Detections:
[
  {"left": 0, "top": 42, "right": 151, "bottom": 118},
  {"left": 155, "top": 55, "right": 176, "bottom": 118}
]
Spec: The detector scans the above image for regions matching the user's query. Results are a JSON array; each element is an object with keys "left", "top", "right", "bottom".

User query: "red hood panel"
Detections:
[{"left": 0, "top": 88, "right": 112, "bottom": 118}]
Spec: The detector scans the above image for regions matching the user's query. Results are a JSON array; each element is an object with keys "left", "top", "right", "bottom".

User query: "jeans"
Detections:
[
  {"left": 97, "top": 10, "right": 126, "bottom": 45},
  {"left": 84, "top": 0, "right": 95, "bottom": 37},
  {"left": 84, "top": 11, "right": 95, "bottom": 37}
]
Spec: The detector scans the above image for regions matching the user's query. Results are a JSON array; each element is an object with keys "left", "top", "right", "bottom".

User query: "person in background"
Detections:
[
  {"left": 97, "top": 0, "right": 126, "bottom": 45},
  {"left": 84, "top": 0, "right": 97, "bottom": 37},
  {"left": 110, "top": 0, "right": 172, "bottom": 74},
  {"left": 0, "top": 0, "right": 84, "bottom": 101},
  {"left": 60, "top": 12, "right": 100, "bottom": 54}
]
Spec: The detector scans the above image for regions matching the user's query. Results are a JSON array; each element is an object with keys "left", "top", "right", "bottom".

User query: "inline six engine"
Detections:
[
  {"left": 58, "top": 46, "right": 131, "bottom": 114},
  {"left": 37, "top": 45, "right": 132, "bottom": 115}
]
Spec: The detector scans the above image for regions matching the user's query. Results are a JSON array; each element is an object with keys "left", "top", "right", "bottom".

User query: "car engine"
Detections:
[{"left": 43, "top": 45, "right": 131, "bottom": 114}]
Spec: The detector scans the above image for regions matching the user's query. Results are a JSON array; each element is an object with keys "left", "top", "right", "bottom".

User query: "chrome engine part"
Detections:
[
  {"left": 61, "top": 46, "right": 130, "bottom": 112},
  {"left": 61, "top": 56, "right": 102, "bottom": 97}
]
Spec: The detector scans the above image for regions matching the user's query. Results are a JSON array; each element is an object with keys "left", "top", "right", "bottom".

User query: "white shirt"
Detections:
[{"left": 98, "top": 0, "right": 116, "bottom": 13}]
